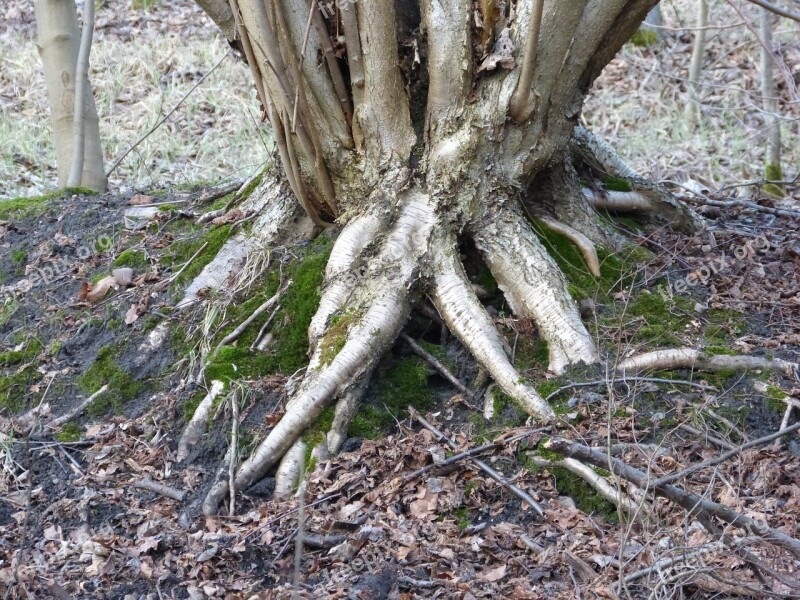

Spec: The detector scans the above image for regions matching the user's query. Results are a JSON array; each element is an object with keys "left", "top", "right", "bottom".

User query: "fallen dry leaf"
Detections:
[{"left": 78, "top": 276, "right": 118, "bottom": 303}]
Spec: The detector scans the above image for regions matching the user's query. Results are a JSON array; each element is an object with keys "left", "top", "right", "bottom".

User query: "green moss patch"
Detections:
[
  {"left": 349, "top": 356, "right": 434, "bottom": 438},
  {"left": 602, "top": 176, "right": 633, "bottom": 192},
  {"left": 77, "top": 345, "right": 143, "bottom": 416},
  {"left": 0, "top": 187, "right": 98, "bottom": 220},
  {"left": 630, "top": 29, "right": 659, "bottom": 47},
  {"left": 113, "top": 249, "right": 148, "bottom": 269},
  {"left": 165, "top": 223, "right": 235, "bottom": 286},
  {"left": 56, "top": 422, "right": 82, "bottom": 443}
]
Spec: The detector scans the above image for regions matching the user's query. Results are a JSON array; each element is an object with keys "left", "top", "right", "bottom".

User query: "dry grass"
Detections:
[{"left": 0, "top": 0, "right": 797, "bottom": 199}]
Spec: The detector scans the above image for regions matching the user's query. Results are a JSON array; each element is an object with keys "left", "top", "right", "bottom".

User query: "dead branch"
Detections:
[
  {"left": 410, "top": 407, "right": 545, "bottom": 516},
  {"left": 47, "top": 384, "right": 109, "bottom": 430},
  {"left": 545, "top": 437, "right": 800, "bottom": 558},
  {"left": 134, "top": 476, "right": 186, "bottom": 502},
  {"left": 746, "top": 0, "right": 800, "bottom": 23},
  {"left": 400, "top": 332, "right": 473, "bottom": 400},
  {"left": 217, "top": 280, "right": 289, "bottom": 347},
  {"left": 655, "top": 421, "right": 800, "bottom": 487}
]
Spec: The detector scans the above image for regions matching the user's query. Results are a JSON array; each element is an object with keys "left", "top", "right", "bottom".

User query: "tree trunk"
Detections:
[
  {"left": 759, "top": 8, "right": 783, "bottom": 195},
  {"left": 34, "top": 0, "right": 106, "bottom": 192},
  {"left": 191, "top": 0, "right": 699, "bottom": 513}
]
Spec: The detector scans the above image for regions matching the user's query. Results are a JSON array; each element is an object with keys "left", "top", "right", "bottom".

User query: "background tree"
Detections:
[{"left": 33, "top": 0, "right": 106, "bottom": 191}]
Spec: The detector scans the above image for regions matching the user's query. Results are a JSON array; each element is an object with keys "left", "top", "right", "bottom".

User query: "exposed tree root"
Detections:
[
  {"left": 617, "top": 348, "right": 799, "bottom": 378},
  {"left": 471, "top": 207, "right": 598, "bottom": 374},
  {"left": 538, "top": 216, "right": 601, "bottom": 277},
  {"left": 177, "top": 380, "right": 224, "bottom": 462}
]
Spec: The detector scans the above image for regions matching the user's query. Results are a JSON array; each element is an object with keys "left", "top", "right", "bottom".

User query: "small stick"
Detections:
[
  {"left": 400, "top": 333, "right": 472, "bottom": 399},
  {"left": 134, "top": 476, "right": 186, "bottom": 502},
  {"left": 409, "top": 407, "right": 545, "bottom": 516},
  {"left": 250, "top": 304, "right": 281, "bottom": 351},
  {"left": 229, "top": 390, "right": 240, "bottom": 516},
  {"left": 162, "top": 242, "right": 208, "bottom": 287},
  {"left": 655, "top": 421, "right": 800, "bottom": 487},
  {"left": 47, "top": 385, "right": 109, "bottom": 430},
  {"left": 218, "top": 281, "right": 289, "bottom": 347},
  {"left": 545, "top": 376, "right": 715, "bottom": 401},
  {"left": 678, "top": 423, "right": 735, "bottom": 451},
  {"left": 292, "top": 477, "right": 306, "bottom": 599}
]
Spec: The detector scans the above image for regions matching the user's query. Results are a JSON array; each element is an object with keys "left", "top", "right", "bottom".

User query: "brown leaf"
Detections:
[
  {"left": 80, "top": 276, "right": 118, "bottom": 303},
  {"left": 211, "top": 208, "right": 244, "bottom": 226}
]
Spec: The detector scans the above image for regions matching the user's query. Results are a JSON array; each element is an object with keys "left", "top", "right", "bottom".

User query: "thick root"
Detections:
[
  {"left": 177, "top": 380, "right": 225, "bottom": 462},
  {"left": 274, "top": 439, "right": 306, "bottom": 498},
  {"left": 618, "top": 348, "right": 799, "bottom": 378},
  {"left": 203, "top": 284, "right": 410, "bottom": 514},
  {"left": 327, "top": 379, "right": 368, "bottom": 454},
  {"left": 538, "top": 216, "right": 601, "bottom": 277},
  {"left": 431, "top": 237, "right": 555, "bottom": 421},
  {"left": 472, "top": 206, "right": 598, "bottom": 374}
]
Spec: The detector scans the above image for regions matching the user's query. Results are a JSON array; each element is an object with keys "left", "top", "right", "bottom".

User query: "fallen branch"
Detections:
[
  {"left": 410, "top": 407, "right": 545, "bottom": 516},
  {"left": 229, "top": 389, "right": 240, "bottom": 516},
  {"left": 400, "top": 332, "right": 473, "bottom": 400},
  {"left": 47, "top": 384, "right": 109, "bottom": 430},
  {"left": 677, "top": 423, "right": 735, "bottom": 451},
  {"left": 134, "top": 476, "right": 186, "bottom": 502},
  {"left": 655, "top": 421, "right": 800, "bottom": 487},
  {"left": 545, "top": 437, "right": 800, "bottom": 558},
  {"left": 746, "top": 0, "right": 800, "bottom": 23},
  {"left": 663, "top": 180, "right": 800, "bottom": 219},
  {"left": 544, "top": 376, "right": 715, "bottom": 402}
]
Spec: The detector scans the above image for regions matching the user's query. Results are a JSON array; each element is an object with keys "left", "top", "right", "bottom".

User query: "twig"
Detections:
[
  {"left": 678, "top": 423, "right": 736, "bottom": 451},
  {"left": 217, "top": 280, "right": 289, "bottom": 347},
  {"left": 624, "top": 541, "right": 725, "bottom": 584},
  {"left": 655, "top": 422, "right": 800, "bottom": 487},
  {"left": 67, "top": 0, "right": 95, "bottom": 187},
  {"left": 746, "top": 0, "right": 800, "bottom": 23},
  {"left": 716, "top": 174, "right": 799, "bottom": 193},
  {"left": 250, "top": 304, "right": 281, "bottom": 351},
  {"left": 47, "top": 385, "right": 109, "bottom": 430},
  {"left": 409, "top": 407, "right": 545, "bottom": 516},
  {"left": 402, "top": 430, "right": 547, "bottom": 486},
  {"left": 545, "top": 437, "right": 800, "bottom": 558},
  {"left": 162, "top": 241, "right": 208, "bottom": 287},
  {"left": 106, "top": 49, "right": 232, "bottom": 177},
  {"left": 663, "top": 180, "right": 800, "bottom": 219},
  {"left": 292, "top": 478, "right": 306, "bottom": 599},
  {"left": 545, "top": 376, "right": 715, "bottom": 402},
  {"left": 134, "top": 476, "right": 186, "bottom": 502},
  {"left": 400, "top": 332, "right": 473, "bottom": 399}
]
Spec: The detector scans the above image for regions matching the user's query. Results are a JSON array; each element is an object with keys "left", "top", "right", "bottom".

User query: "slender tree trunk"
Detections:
[
  {"left": 34, "top": 0, "right": 106, "bottom": 191},
  {"left": 759, "top": 8, "right": 782, "bottom": 195},
  {"left": 686, "top": 0, "right": 709, "bottom": 121}
]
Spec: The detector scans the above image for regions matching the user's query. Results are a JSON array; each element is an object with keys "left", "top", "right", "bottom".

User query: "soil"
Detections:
[{"left": 1, "top": 185, "right": 799, "bottom": 598}]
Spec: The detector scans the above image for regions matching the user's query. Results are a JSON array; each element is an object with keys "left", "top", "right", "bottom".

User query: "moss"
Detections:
[
  {"left": 602, "top": 176, "right": 633, "bottom": 192},
  {"left": 763, "top": 163, "right": 784, "bottom": 197},
  {"left": 78, "top": 344, "right": 143, "bottom": 416},
  {"left": 512, "top": 335, "right": 549, "bottom": 370},
  {"left": 474, "top": 264, "right": 500, "bottom": 298},
  {"left": 0, "top": 187, "right": 98, "bottom": 220},
  {"left": 764, "top": 385, "right": 788, "bottom": 414},
  {"left": 453, "top": 507, "right": 472, "bottom": 530},
  {"left": 0, "top": 339, "right": 43, "bottom": 367},
  {"left": 11, "top": 250, "right": 27, "bottom": 266},
  {"left": 0, "top": 299, "right": 18, "bottom": 327},
  {"left": 165, "top": 224, "right": 235, "bottom": 285},
  {"left": 619, "top": 288, "right": 695, "bottom": 347},
  {"left": 630, "top": 28, "right": 659, "bottom": 47},
  {"left": 181, "top": 390, "right": 206, "bottom": 421},
  {"left": 113, "top": 249, "right": 148, "bottom": 269},
  {"left": 348, "top": 356, "right": 433, "bottom": 438},
  {"left": 706, "top": 308, "right": 746, "bottom": 336},
  {"left": 56, "top": 422, "right": 81, "bottom": 443},
  {"left": 158, "top": 204, "right": 177, "bottom": 212},
  {"left": 0, "top": 366, "right": 40, "bottom": 412},
  {"left": 318, "top": 311, "right": 358, "bottom": 367},
  {"left": 530, "top": 218, "right": 642, "bottom": 301}
]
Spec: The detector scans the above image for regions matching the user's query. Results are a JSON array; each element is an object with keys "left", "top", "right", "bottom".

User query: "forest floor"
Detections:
[
  {"left": 2, "top": 0, "right": 800, "bottom": 598},
  {"left": 0, "top": 178, "right": 799, "bottom": 598}
]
